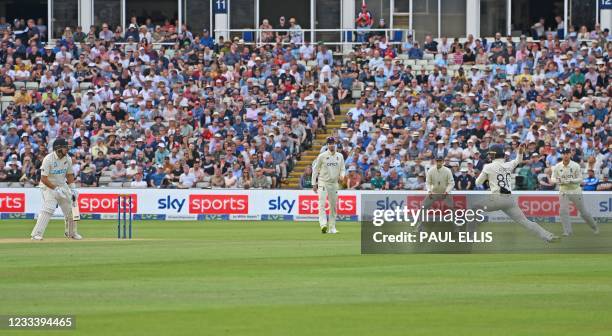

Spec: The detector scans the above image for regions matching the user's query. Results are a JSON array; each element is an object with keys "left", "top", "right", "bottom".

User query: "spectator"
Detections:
[
  {"left": 239, "top": 167, "right": 253, "bottom": 189},
  {"left": 178, "top": 165, "right": 197, "bottom": 188},
  {"left": 583, "top": 169, "right": 599, "bottom": 191},
  {"left": 259, "top": 19, "right": 274, "bottom": 43},
  {"left": 538, "top": 167, "right": 555, "bottom": 190},
  {"left": 455, "top": 168, "right": 474, "bottom": 190},
  {"left": 111, "top": 160, "right": 127, "bottom": 182},
  {"left": 131, "top": 172, "right": 148, "bottom": 188},
  {"left": 80, "top": 164, "right": 97, "bottom": 187},
  {"left": 345, "top": 167, "right": 362, "bottom": 189},
  {"left": 288, "top": 18, "right": 303, "bottom": 44},
  {"left": 149, "top": 166, "right": 166, "bottom": 188},
  {"left": 253, "top": 167, "right": 271, "bottom": 189},
  {"left": 276, "top": 16, "right": 289, "bottom": 43},
  {"left": 300, "top": 166, "right": 313, "bottom": 189},
  {"left": 370, "top": 170, "right": 385, "bottom": 190},
  {"left": 211, "top": 168, "right": 225, "bottom": 188}
]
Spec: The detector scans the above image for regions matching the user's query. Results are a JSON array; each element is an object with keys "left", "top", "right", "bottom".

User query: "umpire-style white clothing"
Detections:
[
  {"left": 312, "top": 150, "right": 346, "bottom": 230},
  {"left": 476, "top": 155, "right": 555, "bottom": 241},
  {"left": 551, "top": 160, "right": 598, "bottom": 235}
]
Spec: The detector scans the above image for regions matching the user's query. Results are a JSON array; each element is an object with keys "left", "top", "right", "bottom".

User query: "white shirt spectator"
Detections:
[{"left": 179, "top": 171, "right": 197, "bottom": 188}]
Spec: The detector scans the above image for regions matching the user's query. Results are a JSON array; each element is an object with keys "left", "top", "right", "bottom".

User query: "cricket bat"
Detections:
[{"left": 72, "top": 194, "right": 81, "bottom": 222}]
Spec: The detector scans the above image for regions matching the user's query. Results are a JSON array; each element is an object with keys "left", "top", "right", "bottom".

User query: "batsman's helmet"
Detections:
[{"left": 53, "top": 138, "right": 69, "bottom": 151}]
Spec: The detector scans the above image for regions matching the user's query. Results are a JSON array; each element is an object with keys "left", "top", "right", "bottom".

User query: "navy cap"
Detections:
[
  {"left": 435, "top": 155, "right": 445, "bottom": 161},
  {"left": 560, "top": 148, "right": 572, "bottom": 154},
  {"left": 326, "top": 137, "right": 336, "bottom": 144}
]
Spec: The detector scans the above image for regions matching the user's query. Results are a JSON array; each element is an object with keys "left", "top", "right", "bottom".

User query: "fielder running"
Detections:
[
  {"left": 417, "top": 155, "right": 455, "bottom": 231},
  {"left": 312, "top": 137, "right": 346, "bottom": 234},
  {"left": 551, "top": 149, "right": 599, "bottom": 236},
  {"left": 31, "top": 138, "right": 82, "bottom": 240},
  {"left": 475, "top": 144, "right": 558, "bottom": 242}
]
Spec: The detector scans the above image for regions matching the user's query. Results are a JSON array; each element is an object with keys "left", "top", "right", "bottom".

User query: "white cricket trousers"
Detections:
[
  {"left": 31, "top": 187, "right": 76, "bottom": 238},
  {"left": 559, "top": 192, "right": 598, "bottom": 235},
  {"left": 318, "top": 182, "right": 338, "bottom": 230},
  {"left": 478, "top": 194, "right": 554, "bottom": 241},
  {"left": 417, "top": 194, "right": 455, "bottom": 231}
]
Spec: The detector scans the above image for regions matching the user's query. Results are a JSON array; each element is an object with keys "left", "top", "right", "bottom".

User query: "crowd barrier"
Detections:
[{"left": 0, "top": 189, "right": 610, "bottom": 222}]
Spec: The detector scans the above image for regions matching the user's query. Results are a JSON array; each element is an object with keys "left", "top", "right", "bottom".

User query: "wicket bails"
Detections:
[{"left": 117, "top": 194, "right": 132, "bottom": 239}]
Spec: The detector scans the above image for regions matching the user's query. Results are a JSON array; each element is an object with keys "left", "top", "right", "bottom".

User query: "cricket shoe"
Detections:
[
  {"left": 65, "top": 232, "right": 83, "bottom": 240},
  {"left": 321, "top": 225, "right": 328, "bottom": 234},
  {"left": 546, "top": 235, "right": 561, "bottom": 243},
  {"left": 328, "top": 228, "right": 339, "bottom": 234},
  {"left": 31, "top": 235, "right": 43, "bottom": 241},
  {"left": 593, "top": 225, "right": 600, "bottom": 235}
]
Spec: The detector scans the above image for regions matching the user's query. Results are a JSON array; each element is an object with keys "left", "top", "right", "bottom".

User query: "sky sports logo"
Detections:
[
  {"left": 0, "top": 193, "right": 25, "bottom": 212},
  {"left": 189, "top": 195, "right": 248, "bottom": 214},
  {"left": 78, "top": 194, "right": 138, "bottom": 213},
  {"left": 517, "top": 196, "right": 578, "bottom": 216},
  {"left": 297, "top": 195, "right": 357, "bottom": 215}
]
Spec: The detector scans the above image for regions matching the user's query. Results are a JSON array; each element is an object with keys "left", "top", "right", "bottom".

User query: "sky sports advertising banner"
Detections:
[
  {"left": 0, "top": 188, "right": 610, "bottom": 252},
  {"left": 361, "top": 193, "right": 611, "bottom": 253}
]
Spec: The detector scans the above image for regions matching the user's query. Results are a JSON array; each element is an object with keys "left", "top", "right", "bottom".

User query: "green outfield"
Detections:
[{"left": 1, "top": 220, "right": 611, "bottom": 335}]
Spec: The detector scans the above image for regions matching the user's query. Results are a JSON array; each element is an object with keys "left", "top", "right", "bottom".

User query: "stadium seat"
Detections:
[
  {"left": 98, "top": 176, "right": 112, "bottom": 186},
  {"left": 416, "top": 60, "right": 428, "bottom": 66},
  {"left": 79, "top": 82, "right": 93, "bottom": 90},
  {"left": 8, "top": 182, "right": 22, "bottom": 188},
  {"left": 196, "top": 182, "right": 210, "bottom": 189},
  {"left": 108, "top": 182, "right": 123, "bottom": 188},
  {"left": 351, "top": 89, "right": 362, "bottom": 99},
  {"left": 122, "top": 182, "right": 132, "bottom": 187},
  {"left": 26, "top": 82, "right": 39, "bottom": 90},
  {"left": 569, "top": 102, "right": 582, "bottom": 109},
  {"left": 0, "top": 182, "right": 9, "bottom": 188},
  {"left": 405, "top": 59, "right": 416, "bottom": 66},
  {"left": 14, "top": 81, "right": 25, "bottom": 89}
]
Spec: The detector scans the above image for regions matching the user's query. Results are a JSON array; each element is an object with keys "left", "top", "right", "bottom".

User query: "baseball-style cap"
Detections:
[
  {"left": 560, "top": 148, "right": 571, "bottom": 154},
  {"left": 435, "top": 155, "right": 445, "bottom": 161},
  {"left": 326, "top": 137, "right": 336, "bottom": 144}
]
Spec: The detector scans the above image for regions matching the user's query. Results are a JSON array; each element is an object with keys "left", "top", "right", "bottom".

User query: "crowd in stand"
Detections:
[{"left": 0, "top": 14, "right": 610, "bottom": 191}]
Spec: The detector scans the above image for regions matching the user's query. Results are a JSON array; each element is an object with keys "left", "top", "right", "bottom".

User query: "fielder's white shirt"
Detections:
[
  {"left": 476, "top": 154, "right": 521, "bottom": 194},
  {"left": 39, "top": 152, "right": 72, "bottom": 189},
  {"left": 312, "top": 150, "right": 346, "bottom": 184},
  {"left": 426, "top": 166, "right": 455, "bottom": 193},
  {"left": 552, "top": 160, "right": 582, "bottom": 192}
]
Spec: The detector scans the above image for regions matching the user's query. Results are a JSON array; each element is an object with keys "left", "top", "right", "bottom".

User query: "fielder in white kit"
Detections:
[
  {"left": 475, "top": 144, "right": 558, "bottom": 242},
  {"left": 417, "top": 155, "right": 455, "bottom": 231},
  {"left": 551, "top": 148, "right": 599, "bottom": 236},
  {"left": 312, "top": 137, "right": 346, "bottom": 234},
  {"left": 31, "top": 138, "right": 82, "bottom": 240}
]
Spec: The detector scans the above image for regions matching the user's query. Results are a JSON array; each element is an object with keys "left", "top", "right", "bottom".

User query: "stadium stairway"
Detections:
[{"left": 283, "top": 103, "right": 353, "bottom": 189}]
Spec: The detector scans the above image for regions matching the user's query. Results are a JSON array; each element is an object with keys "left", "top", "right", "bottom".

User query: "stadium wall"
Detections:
[{"left": 0, "top": 189, "right": 610, "bottom": 222}]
